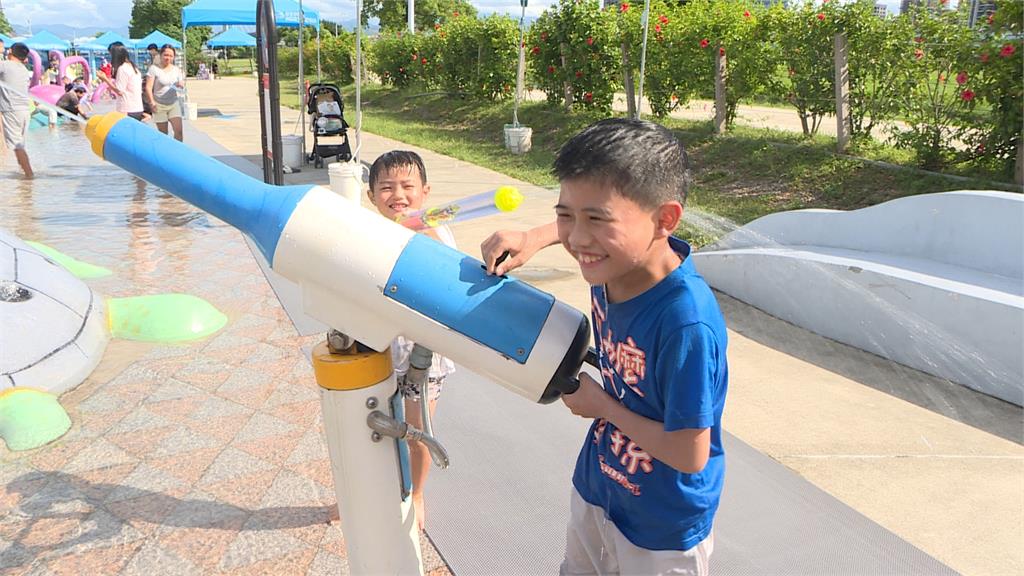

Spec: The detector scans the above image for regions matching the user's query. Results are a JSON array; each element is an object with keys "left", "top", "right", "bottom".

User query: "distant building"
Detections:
[
  {"left": 968, "top": 0, "right": 996, "bottom": 26},
  {"left": 900, "top": 0, "right": 947, "bottom": 14},
  {"left": 873, "top": 3, "right": 888, "bottom": 17}
]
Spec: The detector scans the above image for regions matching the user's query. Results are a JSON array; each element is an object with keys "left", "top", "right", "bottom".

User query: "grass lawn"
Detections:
[{"left": 280, "top": 82, "right": 1019, "bottom": 246}]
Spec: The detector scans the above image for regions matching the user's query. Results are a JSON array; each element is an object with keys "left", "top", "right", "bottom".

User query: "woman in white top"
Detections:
[
  {"left": 146, "top": 44, "right": 185, "bottom": 141},
  {"left": 98, "top": 44, "right": 144, "bottom": 120}
]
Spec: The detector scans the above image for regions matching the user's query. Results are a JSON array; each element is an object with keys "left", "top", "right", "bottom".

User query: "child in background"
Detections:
[
  {"left": 366, "top": 150, "right": 456, "bottom": 532},
  {"left": 481, "top": 118, "right": 728, "bottom": 575},
  {"left": 0, "top": 43, "right": 34, "bottom": 178}
]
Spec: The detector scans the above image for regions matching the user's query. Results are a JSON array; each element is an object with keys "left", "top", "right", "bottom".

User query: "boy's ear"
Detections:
[
  {"left": 654, "top": 201, "right": 684, "bottom": 237},
  {"left": 421, "top": 182, "right": 431, "bottom": 197},
  {"left": 365, "top": 188, "right": 374, "bottom": 202}
]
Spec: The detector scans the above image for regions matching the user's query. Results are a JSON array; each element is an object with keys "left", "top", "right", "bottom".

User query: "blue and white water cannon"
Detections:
[
  {"left": 85, "top": 111, "right": 590, "bottom": 402},
  {"left": 86, "top": 111, "right": 590, "bottom": 574}
]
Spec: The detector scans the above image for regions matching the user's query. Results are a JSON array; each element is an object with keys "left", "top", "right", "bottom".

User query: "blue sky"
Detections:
[{"left": 8, "top": 0, "right": 906, "bottom": 37}]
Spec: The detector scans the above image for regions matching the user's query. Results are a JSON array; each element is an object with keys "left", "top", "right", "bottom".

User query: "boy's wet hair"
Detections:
[
  {"left": 10, "top": 43, "right": 29, "bottom": 61},
  {"left": 553, "top": 118, "right": 691, "bottom": 208},
  {"left": 368, "top": 150, "right": 428, "bottom": 191}
]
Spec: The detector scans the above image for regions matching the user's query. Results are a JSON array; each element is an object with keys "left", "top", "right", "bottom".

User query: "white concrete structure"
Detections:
[
  {"left": 0, "top": 229, "right": 109, "bottom": 395},
  {"left": 692, "top": 191, "right": 1024, "bottom": 406}
]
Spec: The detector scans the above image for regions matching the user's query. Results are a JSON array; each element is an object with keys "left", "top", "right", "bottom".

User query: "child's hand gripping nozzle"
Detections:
[{"left": 85, "top": 112, "right": 589, "bottom": 576}]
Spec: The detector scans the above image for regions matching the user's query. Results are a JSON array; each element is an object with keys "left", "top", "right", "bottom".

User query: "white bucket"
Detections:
[
  {"left": 503, "top": 125, "right": 532, "bottom": 154},
  {"left": 282, "top": 135, "right": 303, "bottom": 168},
  {"left": 329, "top": 161, "right": 365, "bottom": 205},
  {"left": 185, "top": 102, "right": 198, "bottom": 121}
]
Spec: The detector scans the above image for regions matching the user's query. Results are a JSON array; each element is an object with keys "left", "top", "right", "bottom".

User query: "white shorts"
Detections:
[
  {"left": 1, "top": 109, "right": 28, "bottom": 150},
  {"left": 152, "top": 100, "right": 182, "bottom": 123},
  {"left": 560, "top": 488, "right": 714, "bottom": 576}
]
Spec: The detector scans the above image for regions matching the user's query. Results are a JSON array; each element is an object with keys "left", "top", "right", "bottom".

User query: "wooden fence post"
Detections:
[
  {"left": 622, "top": 42, "right": 637, "bottom": 119},
  {"left": 1016, "top": 136, "right": 1023, "bottom": 186},
  {"left": 834, "top": 33, "right": 851, "bottom": 154},
  {"left": 714, "top": 45, "right": 727, "bottom": 135},
  {"left": 560, "top": 42, "right": 573, "bottom": 111}
]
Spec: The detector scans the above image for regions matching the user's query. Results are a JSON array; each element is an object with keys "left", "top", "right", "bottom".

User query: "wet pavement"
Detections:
[{"left": 0, "top": 121, "right": 449, "bottom": 575}]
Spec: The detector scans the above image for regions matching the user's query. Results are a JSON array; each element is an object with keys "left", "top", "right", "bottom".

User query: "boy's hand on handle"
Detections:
[
  {"left": 562, "top": 372, "right": 613, "bottom": 420},
  {"left": 481, "top": 221, "right": 559, "bottom": 276},
  {"left": 481, "top": 229, "right": 529, "bottom": 276}
]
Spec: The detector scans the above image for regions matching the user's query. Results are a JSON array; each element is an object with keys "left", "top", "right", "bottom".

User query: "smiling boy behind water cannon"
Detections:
[
  {"left": 481, "top": 118, "right": 729, "bottom": 574},
  {"left": 365, "top": 149, "right": 457, "bottom": 534}
]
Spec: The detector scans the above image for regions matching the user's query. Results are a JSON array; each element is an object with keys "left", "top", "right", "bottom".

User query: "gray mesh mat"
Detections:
[{"left": 427, "top": 368, "right": 958, "bottom": 575}]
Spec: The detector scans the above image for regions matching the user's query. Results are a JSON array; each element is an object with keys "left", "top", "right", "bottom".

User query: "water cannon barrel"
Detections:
[{"left": 85, "top": 112, "right": 589, "bottom": 403}]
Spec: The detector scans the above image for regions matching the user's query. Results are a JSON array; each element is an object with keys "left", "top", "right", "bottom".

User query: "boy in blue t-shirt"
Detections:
[{"left": 482, "top": 118, "right": 728, "bottom": 574}]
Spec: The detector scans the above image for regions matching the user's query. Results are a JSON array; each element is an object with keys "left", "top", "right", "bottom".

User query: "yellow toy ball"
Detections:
[{"left": 494, "top": 186, "right": 524, "bottom": 212}]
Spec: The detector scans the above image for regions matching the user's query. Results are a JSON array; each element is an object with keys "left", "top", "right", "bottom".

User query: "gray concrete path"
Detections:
[{"left": 185, "top": 77, "right": 1024, "bottom": 576}]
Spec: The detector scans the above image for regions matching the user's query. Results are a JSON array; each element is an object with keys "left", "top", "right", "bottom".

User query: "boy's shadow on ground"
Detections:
[{"left": 2, "top": 470, "right": 335, "bottom": 569}]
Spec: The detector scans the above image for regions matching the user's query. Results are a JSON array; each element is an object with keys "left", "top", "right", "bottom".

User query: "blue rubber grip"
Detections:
[{"left": 384, "top": 235, "right": 555, "bottom": 364}]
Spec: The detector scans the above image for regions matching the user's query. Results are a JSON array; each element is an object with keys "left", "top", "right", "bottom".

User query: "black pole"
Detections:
[{"left": 256, "top": 0, "right": 284, "bottom": 185}]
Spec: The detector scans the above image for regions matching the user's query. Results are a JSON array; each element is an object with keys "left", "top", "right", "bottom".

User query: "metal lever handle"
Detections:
[{"left": 367, "top": 410, "right": 450, "bottom": 469}]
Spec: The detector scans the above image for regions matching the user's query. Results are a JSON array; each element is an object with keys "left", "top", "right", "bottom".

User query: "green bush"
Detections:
[
  {"left": 370, "top": 31, "right": 443, "bottom": 88},
  {"left": 436, "top": 14, "right": 520, "bottom": 99},
  {"left": 973, "top": 0, "right": 1023, "bottom": 178},
  {"left": 527, "top": 0, "right": 621, "bottom": 111}
]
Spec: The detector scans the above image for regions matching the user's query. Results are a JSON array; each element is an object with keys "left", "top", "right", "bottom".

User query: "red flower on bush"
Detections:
[
  {"left": 575, "top": 70, "right": 583, "bottom": 78},
  {"left": 938, "top": 72, "right": 946, "bottom": 82},
  {"left": 816, "top": 12, "right": 825, "bottom": 21},
  {"left": 719, "top": 47, "right": 726, "bottom": 56},
  {"left": 547, "top": 65, "right": 556, "bottom": 74},
  {"left": 956, "top": 71, "right": 968, "bottom": 85},
  {"left": 583, "top": 92, "right": 593, "bottom": 102},
  {"left": 399, "top": 66, "right": 405, "bottom": 72},
  {"left": 659, "top": 14, "right": 668, "bottom": 24},
  {"left": 914, "top": 36, "right": 924, "bottom": 43},
  {"left": 980, "top": 52, "right": 990, "bottom": 63},
  {"left": 434, "top": 23, "right": 441, "bottom": 30},
  {"left": 541, "top": 32, "right": 549, "bottom": 41},
  {"left": 421, "top": 57, "right": 427, "bottom": 65},
  {"left": 411, "top": 53, "right": 418, "bottom": 61},
  {"left": 699, "top": 38, "right": 710, "bottom": 48},
  {"left": 453, "top": 10, "right": 459, "bottom": 16},
  {"left": 531, "top": 46, "right": 541, "bottom": 55},
  {"left": 654, "top": 24, "right": 661, "bottom": 33},
  {"left": 914, "top": 48, "right": 924, "bottom": 60},
  {"left": 999, "top": 44, "right": 1016, "bottom": 58},
  {"left": 987, "top": 13, "right": 994, "bottom": 24},
  {"left": 961, "top": 89, "right": 975, "bottom": 101},
  {"left": 620, "top": 2, "right": 629, "bottom": 12},
  {"left": 743, "top": 10, "right": 751, "bottom": 18},
  {"left": 586, "top": 37, "right": 594, "bottom": 46}
]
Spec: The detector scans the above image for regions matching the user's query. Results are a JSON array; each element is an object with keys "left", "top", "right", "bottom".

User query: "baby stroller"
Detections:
[{"left": 306, "top": 83, "right": 352, "bottom": 168}]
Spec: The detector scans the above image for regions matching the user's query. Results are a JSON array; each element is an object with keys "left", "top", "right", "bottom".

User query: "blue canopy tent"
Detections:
[
  {"left": 206, "top": 27, "right": 256, "bottom": 75},
  {"left": 206, "top": 27, "right": 256, "bottom": 47},
  {"left": 24, "top": 30, "right": 70, "bottom": 52},
  {"left": 76, "top": 32, "right": 138, "bottom": 80},
  {"left": 182, "top": 0, "right": 322, "bottom": 156},
  {"left": 135, "top": 30, "right": 184, "bottom": 69},
  {"left": 137, "top": 30, "right": 182, "bottom": 49},
  {"left": 182, "top": 0, "right": 318, "bottom": 27}
]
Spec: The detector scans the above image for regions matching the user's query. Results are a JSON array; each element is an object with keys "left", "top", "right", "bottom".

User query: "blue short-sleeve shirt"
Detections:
[{"left": 572, "top": 237, "right": 729, "bottom": 551}]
